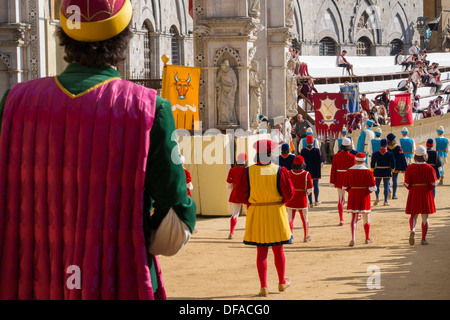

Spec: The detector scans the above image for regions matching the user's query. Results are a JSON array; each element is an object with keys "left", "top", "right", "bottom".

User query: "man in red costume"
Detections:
[
  {"left": 330, "top": 138, "right": 356, "bottom": 226},
  {"left": 404, "top": 146, "right": 438, "bottom": 246},
  {"left": 0, "top": 0, "right": 196, "bottom": 300},
  {"left": 226, "top": 152, "right": 248, "bottom": 239},
  {"left": 342, "top": 153, "right": 377, "bottom": 247}
]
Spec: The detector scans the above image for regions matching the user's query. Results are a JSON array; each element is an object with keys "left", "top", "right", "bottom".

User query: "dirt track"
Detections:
[{"left": 159, "top": 154, "right": 450, "bottom": 300}]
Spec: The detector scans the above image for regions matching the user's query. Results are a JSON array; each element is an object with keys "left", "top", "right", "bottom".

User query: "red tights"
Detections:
[{"left": 256, "top": 245, "right": 286, "bottom": 288}]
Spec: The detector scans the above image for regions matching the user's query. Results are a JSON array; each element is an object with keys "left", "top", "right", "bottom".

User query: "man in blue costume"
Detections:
[
  {"left": 301, "top": 135, "right": 325, "bottom": 208},
  {"left": 333, "top": 126, "right": 352, "bottom": 155},
  {"left": 371, "top": 139, "right": 396, "bottom": 206},
  {"left": 279, "top": 143, "right": 296, "bottom": 170},
  {"left": 387, "top": 133, "right": 408, "bottom": 200},
  {"left": 357, "top": 119, "right": 376, "bottom": 164},
  {"left": 399, "top": 127, "right": 416, "bottom": 166},
  {"left": 435, "top": 126, "right": 448, "bottom": 185},
  {"left": 426, "top": 139, "right": 442, "bottom": 197}
]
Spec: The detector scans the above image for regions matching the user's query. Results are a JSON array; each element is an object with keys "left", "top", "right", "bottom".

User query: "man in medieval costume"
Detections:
[{"left": 0, "top": 0, "right": 196, "bottom": 300}]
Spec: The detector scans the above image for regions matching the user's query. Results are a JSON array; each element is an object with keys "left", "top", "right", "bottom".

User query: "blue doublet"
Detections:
[
  {"left": 399, "top": 137, "right": 414, "bottom": 159},
  {"left": 371, "top": 150, "right": 396, "bottom": 178},
  {"left": 300, "top": 146, "right": 324, "bottom": 179},
  {"left": 278, "top": 153, "right": 296, "bottom": 171},
  {"left": 371, "top": 138, "right": 382, "bottom": 154},
  {"left": 427, "top": 149, "right": 442, "bottom": 179},
  {"left": 388, "top": 145, "right": 408, "bottom": 172},
  {"left": 435, "top": 136, "right": 448, "bottom": 160}
]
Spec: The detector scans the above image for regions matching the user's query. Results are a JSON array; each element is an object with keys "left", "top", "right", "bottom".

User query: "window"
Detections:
[
  {"left": 170, "top": 26, "right": 181, "bottom": 66},
  {"left": 357, "top": 37, "right": 371, "bottom": 56},
  {"left": 319, "top": 37, "right": 336, "bottom": 56},
  {"left": 143, "top": 23, "right": 152, "bottom": 79}
]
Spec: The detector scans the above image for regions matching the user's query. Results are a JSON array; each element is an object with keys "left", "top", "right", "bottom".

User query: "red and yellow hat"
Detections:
[{"left": 60, "top": 0, "right": 133, "bottom": 42}]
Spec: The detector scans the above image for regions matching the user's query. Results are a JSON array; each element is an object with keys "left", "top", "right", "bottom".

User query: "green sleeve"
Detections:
[
  {"left": 143, "top": 96, "right": 196, "bottom": 233},
  {"left": 0, "top": 89, "right": 11, "bottom": 135}
]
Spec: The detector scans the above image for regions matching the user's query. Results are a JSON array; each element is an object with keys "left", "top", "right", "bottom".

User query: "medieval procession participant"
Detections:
[
  {"left": 371, "top": 139, "right": 396, "bottom": 206},
  {"left": 386, "top": 133, "right": 408, "bottom": 200},
  {"left": 234, "top": 139, "right": 294, "bottom": 297},
  {"left": 285, "top": 156, "right": 314, "bottom": 242},
  {"left": 226, "top": 153, "right": 248, "bottom": 239},
  {"left": 399, "top": 127, "right": 416, "bottom": 165},
  {"left": 342, "top": 153, "right": 377, "bottom": 247},
  {"left": 425, "top": 139, "right": 442, "bottom": 197},
  {"left": 301, "top": 135, "right": 325, "bottom": 208},
  {"left": 356, "top": 119, "right": 376, "bottom": 164},
  {"left": 404, "top": 146, "right": 438, "bottom": 246},
  {"left": 180, "top": 155, "right": 193, "bottom": 197},
  {"left": 333, "top": 126, "right": 351, "bottom": 155},
  {"left": 370, "top": 127, "right": 383, "bottom": 155},
  {"left": 299, "top": 127, "right": 321, "bottom": 150},
  {"left": 0, "top": 0, "right": 197, "bottom": 300},
  {"left": 279, "top": 143, "right": 296, "bottom": 170},
  {"left": 435, "top": 126, "right": 448, "bottom": 185},
  {"left": 330, "top": 138, "right": 356, "bottom": 226}
]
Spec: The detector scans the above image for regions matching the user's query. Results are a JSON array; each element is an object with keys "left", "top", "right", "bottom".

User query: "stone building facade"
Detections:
[{"left": 292, "top": 0, "right": 423, "bottom": 56}]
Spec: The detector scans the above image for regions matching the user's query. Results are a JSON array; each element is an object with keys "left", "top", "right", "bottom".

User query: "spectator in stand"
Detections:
[
  {"left": 374, "top": 89, "right": 391, "bottom": 110},
  {"left": 419, "top": 50, "right": 430, "bottom": 67},
  {"left": 291, "top": 47, "right": 310, "bottom": 77},
  {"left": 396, "top": 49, "right": 414, "bottom": 71},
  {"left": 408, "top": 40, "right": 420, "bottom": 55},
  {"left": 300, "top": 77, "right": 318, "bottom": 104},
  {"left": 410, "top": 61, "right": 424, "bottom": 98},
  {"left": 293, "top": 114, "right": 313, "bottom": 155},
  {"left": 337, "top": 50, "right": 356, "bottom": 76},
  {"left": 378, "top": 103, "right": 389, "bottom": 125},
  {"left": 405, "top": 54, "right": 418, "bottom": 70},
  {"left": 413, "top": 95, "right": 421, "bottom": 113},
  {"left": 429, "top": 72, "right": 442, "bottom": 94},
  {"left": 360, "top": 93, "right": 374, "bottom": 114},
  {"left": 369, "top": 106, "right": 381, "bottom": 126},
  {"left": 397, "top": 79, "right": 411, "bottom": 92}
]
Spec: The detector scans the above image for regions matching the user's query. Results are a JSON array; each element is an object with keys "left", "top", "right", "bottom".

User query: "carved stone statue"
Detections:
[
  {"left": 216, "top": 59, "right": 238, "bottom": 125},
  {"left": 285, "top": 0, "right": 295, "bottom": 27},
  {"left": 286, "top": 57, "right": 298, "bottom": 117},
  {"left": 248, "top": 0, "right": 261, "bottom": 19},
  {"left": 249, "top": 59, "right": 264, "bottom": 129}
]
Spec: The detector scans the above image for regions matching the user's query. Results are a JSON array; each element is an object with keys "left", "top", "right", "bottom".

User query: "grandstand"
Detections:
[{"left": 297, "top": 52, "right": 450, "bottom": 114}]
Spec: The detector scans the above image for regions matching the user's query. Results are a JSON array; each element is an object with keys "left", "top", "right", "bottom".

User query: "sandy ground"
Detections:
[{"left": 159, "top": 154, "right": 450, "bottom": 301}]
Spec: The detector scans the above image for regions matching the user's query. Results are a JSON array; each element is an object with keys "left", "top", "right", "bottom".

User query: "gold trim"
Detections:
[
  {"left": 55, "top": 76, "right": 121, "bottom": 99},
  {"left": 60, "top": 0, "right": 132, "bottom": 42},
  {"left": 251, "top": 202, "right": 283, "bottom": 207}
]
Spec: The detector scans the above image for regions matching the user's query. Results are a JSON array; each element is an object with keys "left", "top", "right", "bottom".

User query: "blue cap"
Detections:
[
  {"left": 281, "top": 143, "right": 290, "bottom": 151},
  {"left": 366, "top": 120, "right": 374, "bottom": 127},
  {"left": 380, "top": 139, "right": 387, "bottom": 147},
  {"left": 387, "top": 133, "right": 396, "bottom": 142}
]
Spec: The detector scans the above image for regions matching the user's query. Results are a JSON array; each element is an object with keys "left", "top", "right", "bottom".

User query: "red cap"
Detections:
[
  {"left": 253, "top": 139, "right": 277, "bottom": 154},
  {"left": 237, "top": 152, "right": 247, "bottom": 162},
  {"left": 306, "top": 135, "right": 314, "bottom": 144},
  {"left": 293, "top": 155, "right": 305, "bottom": 165},
  {"left": 355, "top": 152, "right": 366, "bottom": 162}
]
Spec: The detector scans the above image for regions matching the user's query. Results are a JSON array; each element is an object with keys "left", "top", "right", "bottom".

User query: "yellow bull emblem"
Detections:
[{"left": 173, "top": 73, "right": 193, "bottom": 100}]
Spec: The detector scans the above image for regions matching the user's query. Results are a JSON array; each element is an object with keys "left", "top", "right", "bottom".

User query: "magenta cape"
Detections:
[{"left": 0, "top": 77, "right": 165, "bottom": 300}]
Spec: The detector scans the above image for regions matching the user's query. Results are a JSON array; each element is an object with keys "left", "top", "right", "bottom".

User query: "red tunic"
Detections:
[
  {"left": 404, "top": 163, "right": 437, "bottom": 215},
  {"left": 226, "top": 166, "right": 246, "bottom": 203},
  {"left": 184, "top": 168, "right": 192, "bottom": 197},
  {"left": 285, "top": 170, "right": 313, "bottom": 210},
  {"left": 342, "top": 165, "right": 376, "bottom": 213},
  {"left": 330, "top": 151, "right": 356, "bottom": 189}
]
